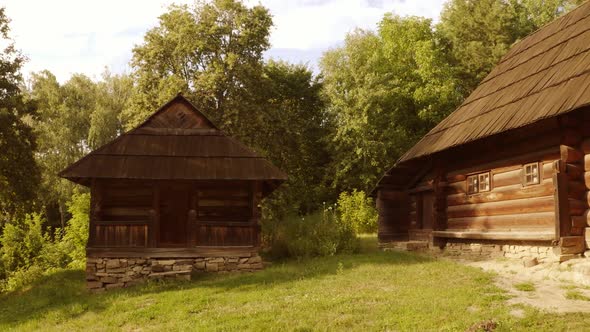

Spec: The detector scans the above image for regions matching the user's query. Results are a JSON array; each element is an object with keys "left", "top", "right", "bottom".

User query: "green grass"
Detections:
[
  {"left": 565, "top": 290, "right": 590, "bottom": 301},
  {"left": 1, "top": 236, "right": 590, "bottom": 331},
  {"left": 514, "top": 282, "right": 536, "bottom": 292}
]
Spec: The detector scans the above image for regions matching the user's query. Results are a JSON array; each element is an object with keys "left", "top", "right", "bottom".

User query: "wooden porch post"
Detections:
[
  {"left": 149, "top": 183, "right": 160, "bottom": 248},
  {"left": 89, "top": 179, "right": 102, "bottom": 248},
  {"left": 432, "top": 165, "right": 447, "bottom": 248},
  {"left": 250, "top": 181, "right": 261, "bottom": 247},
  {"left": 553, "top": 160, "right": 571, "bottom": 240}
]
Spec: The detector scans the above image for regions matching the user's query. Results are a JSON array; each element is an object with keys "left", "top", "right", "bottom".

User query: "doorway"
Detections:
[{"left": 159, "top": 184, "right": 190, "bottom": 247}]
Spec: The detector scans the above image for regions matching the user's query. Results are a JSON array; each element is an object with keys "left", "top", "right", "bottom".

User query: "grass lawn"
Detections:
[{"left": 2, "top": 237, "right": 590, "bottom": 331}]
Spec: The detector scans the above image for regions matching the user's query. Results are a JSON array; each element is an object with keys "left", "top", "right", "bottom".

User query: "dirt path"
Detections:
[{"left": 461, "top": 257, "right": 590, "bottom": 313}]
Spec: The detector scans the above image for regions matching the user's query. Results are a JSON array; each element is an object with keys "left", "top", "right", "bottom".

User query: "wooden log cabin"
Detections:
[
  {"left": 374, "top": 2, "right": 590, "bottom": 262},
  {"left": 60, "top": 95, "right": 286, "bottom": 290}
]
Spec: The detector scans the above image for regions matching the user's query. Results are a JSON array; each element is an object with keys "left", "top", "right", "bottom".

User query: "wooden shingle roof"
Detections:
[
  {"left": 59, "top": 95, "right": 287, "bottom": 186},
  {"left": 399, "top": 1, "right": 590, "bottom": 162}
]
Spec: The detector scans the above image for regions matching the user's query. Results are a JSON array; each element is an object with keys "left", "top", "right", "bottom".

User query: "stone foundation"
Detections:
[
  {"left": 441, "top": 241, "right": 559, "bottom": 262},
  {"left": 86, "top": 255, "right": 264, "bottom": 291},
  {"left": 380, "top": 239, "right": 582, "bottom": 263}
]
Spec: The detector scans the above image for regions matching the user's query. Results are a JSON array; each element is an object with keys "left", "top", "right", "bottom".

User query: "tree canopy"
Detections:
[
  {"left": 321, "top": 16, "right": 462, "bottom": 192},
  {"left": 123, "top": 0, "right": 273, "bottom": 135},
  {"left": 0, "top": 7, "right": 39, "bottom": 221}
]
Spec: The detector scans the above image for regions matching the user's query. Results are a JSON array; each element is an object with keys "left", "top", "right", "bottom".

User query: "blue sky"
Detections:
[{"left": 3, "top": 0, "right": 446, "bottom": 83}]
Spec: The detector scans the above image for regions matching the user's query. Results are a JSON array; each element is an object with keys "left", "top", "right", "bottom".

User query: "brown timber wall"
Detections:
[
  {"left": 444, "top": 159, "right": 558, "bottom": 234},
  {"left": 89, "top": 180, "right": 260, "bottom": 249}
]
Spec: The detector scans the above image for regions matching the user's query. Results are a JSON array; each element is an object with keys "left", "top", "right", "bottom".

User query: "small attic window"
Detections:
[
  {"left": 175, "top": 110, "right": 187, "bottom": 124},
  {"left": 523, "top": 162, "right": 540, "bottom": 186}
]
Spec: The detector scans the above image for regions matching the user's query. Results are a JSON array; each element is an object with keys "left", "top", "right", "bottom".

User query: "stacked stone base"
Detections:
[
  {"left": 441, "top": 240, "right": 558, "bottom": 262},
  {"left": 380, "top": 239, "right": 582, "bottom": 263},
  {"left": 86, "top": 255, "right": 264, "bottom": 291}
]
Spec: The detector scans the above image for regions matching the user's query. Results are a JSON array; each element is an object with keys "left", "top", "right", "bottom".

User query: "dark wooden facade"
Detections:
[
  {"left": 60, "top": 95, "right": 286, "bottom": 258},
  {"left": 375, "top": 3, "right": 590, "bottom": 257}
]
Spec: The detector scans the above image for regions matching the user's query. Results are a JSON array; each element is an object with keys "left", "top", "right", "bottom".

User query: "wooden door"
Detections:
[
  {"left": 159, "top": 184, "right": 189, "bottom": 247},
  {"left": 421, "top": 192, "right": 435, "bottom": 230}
]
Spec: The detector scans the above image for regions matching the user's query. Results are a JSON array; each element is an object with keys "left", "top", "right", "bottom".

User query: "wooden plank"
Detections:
[
  {"left": 554, "top": 164, "right": 571, "bottom": 239},
  {"left": 86, "top": 246, "right": 258, "bottom": 258},
  {"left": 561, "top": 145, "right": 583, "bottom": 163},
  {"left": 447, "top": 179, "right": 553, "bottom": 206},
  {"left": 492, "top": 169, "right": 522, "bottom": 188},
  {"left": 196, "top": 221, "right": 258, "bottom": 227},
  {"left": 432, "top": 230, "right": 555, "bottom": 241},
  {"left": 556, "top": 236, "right": 585, "bottom": 254},
  {"left": 151, "top": 184, "right": 160, "bottom": 248},
  {"left": 445, "top": 147, "right": 560, "bottom": 179},
  {"left": 566, "top": 163, "right": 584, "bottom": 180},
  {"left": 95, "top": 220, "right": 150, "bottom": 225},
  {"left": 447, "top": 196, "right": 555, "bottom": 218},
  {"left": 447, "top": 212, "right": 554, "bottom": 230},
  {"left": 581, "top": 137, "right": 590, "bottom": 154},
  {"left": 101, "top": 207, "right": 151, "bottom": 216}
]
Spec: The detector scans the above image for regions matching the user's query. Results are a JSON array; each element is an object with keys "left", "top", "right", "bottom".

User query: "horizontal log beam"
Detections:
[
  {"left": 86, "top": 246, "right": 258, "bottom": 258},
  {"left": 581, "top": 137, "right": 590, "bottom": 154},
  {"left": 95, "top": 220, "right": 150, "bottom": 225},
  {"left": 447, "top": 212, "right": 554, "bottom": 230},
  {"left": 572, "top": 209, "right": 590, "bottom": 227},
  {"left": 432, "top": 230, "right": 555, "bottom": 241},
  {"left": 566, "top": 163, "right": 584, "bottom": 180},
  {"left": 101, "top": 207, "right": 151, "bottom": 217},
  {"left": 447, "top": 179, "right": 553, "bottom": 206},
  {"left": 561, "top": 145, "right": 583, "bottom": 163},
  {"left": 447, "top": 196, "right": 555, "bottom": 218},
  {"left": 446, "top": 147, "right": 559, "bottom": 180}
]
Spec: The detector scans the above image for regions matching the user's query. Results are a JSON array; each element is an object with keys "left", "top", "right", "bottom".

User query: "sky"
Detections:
[{"left": 3, "top": 0, "right": 446, "bottom": 83}]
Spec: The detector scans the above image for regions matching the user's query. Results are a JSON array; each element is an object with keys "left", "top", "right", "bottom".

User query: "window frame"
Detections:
[
  {"left": 466, "top": 171, "right": 491, "bottom": 194},
  {"left": 523, "top": 162, "right": 540, "bottom": 186},
  {"left": 478, "top": 172, "right": 491, "bottom": 192}
]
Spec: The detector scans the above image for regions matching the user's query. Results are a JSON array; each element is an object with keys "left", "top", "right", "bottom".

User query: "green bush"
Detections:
[
  {"left": 61, "top": 193, "right": 90, "bottom": 268},
  {"left": 336, "top": 190, "right": 378, "bottom": 234},
  {"left": 0, "top": 213, "right": 46, "bottom": 273},
  {"left": 263, "top": 209, "right": 359, "bottom": 259},
  {"left": 0, "top": 193, "right": 90, "bottom": 292}
]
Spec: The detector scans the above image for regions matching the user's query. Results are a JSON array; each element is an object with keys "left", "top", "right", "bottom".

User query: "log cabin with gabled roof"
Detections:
[
  {"left": 60, "top": 94, "right": 287, "bottom": 290},
  {"left": 374, "top": 2, "right": 590, "bottom": 261}
]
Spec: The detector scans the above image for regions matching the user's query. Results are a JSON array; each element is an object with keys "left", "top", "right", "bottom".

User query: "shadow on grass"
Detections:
[{"left": 0, "top": 237, "right": 433, "bottom": 328}]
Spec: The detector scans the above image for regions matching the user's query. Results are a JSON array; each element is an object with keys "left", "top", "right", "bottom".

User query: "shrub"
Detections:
[
  {"left": 263, "top": 209, "right": 359, "bottom": 259},
  {"left": 61, "top": 193, "right": 90, "bottom": 268},
  {"left": 0, "top": 213, "right": 45, "bottom": 273},
  {"left": 336, "top": 190, "right": 378, "bottom": 234},
  {"left": 0, "top": 192, "right": 90, "bottom": 292}
]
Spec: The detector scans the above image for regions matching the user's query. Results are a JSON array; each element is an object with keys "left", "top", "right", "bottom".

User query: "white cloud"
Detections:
[{"left": 3, "top": 0, "right": 445, "bottom": 83}]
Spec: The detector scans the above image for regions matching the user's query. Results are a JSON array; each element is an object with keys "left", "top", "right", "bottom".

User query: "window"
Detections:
[
  {"left": 478, "top": 173, "right": 490, "bottom": 192},
  {"left": 523, "top": 162, "right": 540, "bottom": 185},
  {"left": 467, "top": 175, "right": 478, "bottom": 194},
  {"left": 467, "top": 172, "right": 490, "bottom": 194}
]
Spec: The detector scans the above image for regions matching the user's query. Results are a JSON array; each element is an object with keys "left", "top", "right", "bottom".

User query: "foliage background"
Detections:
[{"left": 0, "top": 0, "right": 586, "bottom": 290}]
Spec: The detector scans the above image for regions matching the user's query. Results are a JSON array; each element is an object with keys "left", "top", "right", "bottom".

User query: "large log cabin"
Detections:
[
  {"left": 60, "top": 95, "right": 286, "bottom": 290},
  {"left": 374, "top": 2, "right": 590, "bottom": 262}
]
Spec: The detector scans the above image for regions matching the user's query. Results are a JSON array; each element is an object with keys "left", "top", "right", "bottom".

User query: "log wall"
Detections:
[
  {"left": 89, "top": 180, "right": 261, "bottom": 249},
  {"left": 377, "top": 189, "right": 410, "bottom": 242},
  {"left": 444, "top": 157, "right": 558, "bottom": 234}
]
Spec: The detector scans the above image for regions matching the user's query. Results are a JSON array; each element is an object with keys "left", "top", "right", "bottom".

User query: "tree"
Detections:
[
  {"left": 89, "top": 71, "right": 133, "bottom": 149},
  {"left": 255, "top": 61, "right": 332, "bottom": 216},
  {"left": 321, "top": 16, "right": 461, "bottom": 192},
  {"left": 437, "top": 0, "right": 584, "bottom": 95},
  {"left": 122, "top": 0, "right": 273, "bottom": 134},
  {"left": 30, "top": 72, "right": 95, "bottom": 226},
  {"left": 29, "top": 70, "right": 132, "bottom": 226},
  {"left": 0, "top": 7, "right": 39, "bottom": 222}
]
